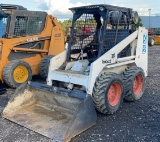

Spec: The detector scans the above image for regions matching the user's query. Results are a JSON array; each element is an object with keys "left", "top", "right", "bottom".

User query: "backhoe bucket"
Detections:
[{"left": 2, "top": 82, "right": 97, "bottom": 142}]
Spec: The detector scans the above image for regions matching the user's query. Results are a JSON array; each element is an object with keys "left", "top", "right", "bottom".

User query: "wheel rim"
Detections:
[
  {"left": 13, "top": 66, "right": 28, "bottom": 83},
  {"left": 108, "top": 82, "right": 122, "bottom": 106},
  {"left": 133, "top": 74, "right": 143, "bottom": 95}
]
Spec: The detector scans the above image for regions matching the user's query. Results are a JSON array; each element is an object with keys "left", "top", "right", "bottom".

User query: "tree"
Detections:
[
  {"left": 132, "top": 17, "right": 143, "bottom": 29},
  {"left": 58, "top": 19, "right": 72, "bottom": 36}
]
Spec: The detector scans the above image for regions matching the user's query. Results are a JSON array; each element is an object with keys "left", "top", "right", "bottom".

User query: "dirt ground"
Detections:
[{"left": 0, "top": 46, "right": 160, "bottom": 142}]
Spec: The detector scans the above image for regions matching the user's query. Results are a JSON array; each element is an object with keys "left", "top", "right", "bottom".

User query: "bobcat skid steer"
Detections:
[{"left": 3, "top": 4, "right": 148, "bottom": 142}]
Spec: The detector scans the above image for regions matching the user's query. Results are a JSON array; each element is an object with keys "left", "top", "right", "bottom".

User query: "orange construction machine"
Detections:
[{"left": 0, "top": 4, "right": 65, "bottom": 93}]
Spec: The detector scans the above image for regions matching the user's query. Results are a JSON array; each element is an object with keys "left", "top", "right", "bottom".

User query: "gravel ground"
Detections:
[{"left": 0, "top": 46, "right": 160, "bottom": 142}]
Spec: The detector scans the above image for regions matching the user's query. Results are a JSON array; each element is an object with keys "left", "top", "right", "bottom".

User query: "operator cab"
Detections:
[
  {"left": 0, "top": 4, "right": 46, "bottom": 38},
  {"left": 0, "top": 4, "right": 27, "bottom": 38},
  {"left": 68, "top": 5, "right": 138, "bottom": 63}
]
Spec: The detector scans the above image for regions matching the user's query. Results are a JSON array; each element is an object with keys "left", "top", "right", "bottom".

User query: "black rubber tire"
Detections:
[
  {"left": 92, "top": 72, "right": 124, "bottom": 114},
  {"left": 148, "top": 37, "right": 154, "bottom": 46},
  {"left": 39, "top": 55, "right": 54, "bottom": 79},
  {"left": 123, "top": 66, "right": 145, "bottom": 101},
  {"left": 3, "top": 60, "right": 32, "bottom": 88}
]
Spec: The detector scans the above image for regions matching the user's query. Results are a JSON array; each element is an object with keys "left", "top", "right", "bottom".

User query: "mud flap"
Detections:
[{"left": 2, "top": 82, "right": 97, "bottom": 142}]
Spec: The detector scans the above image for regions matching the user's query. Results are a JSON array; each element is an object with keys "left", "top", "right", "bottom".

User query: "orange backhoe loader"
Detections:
[{"left": 0, "top": 4, "right": 65, "bottom": 93}]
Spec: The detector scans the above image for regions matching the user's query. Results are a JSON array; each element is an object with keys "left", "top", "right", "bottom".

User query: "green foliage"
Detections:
[
  {"left": 58, "top": 18, "right": 97, "bottom": 36},
  {"left": 58, "top": 19, "right": 72, "bottom": 36},
  {"left": 133, "top": 17, "right": 143, "bottom": 29}
]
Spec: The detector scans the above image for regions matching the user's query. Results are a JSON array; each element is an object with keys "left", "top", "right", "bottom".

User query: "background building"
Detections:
[{"left": 140, "top": 16, "right": 160, "bottom": 29}]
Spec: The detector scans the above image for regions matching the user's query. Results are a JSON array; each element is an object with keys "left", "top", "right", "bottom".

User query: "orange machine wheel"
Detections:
[
  {"left": 3, "top": 60, "right": 32, "bottom": 88},
  {"left": 108, "top": 82, "right": 122, "bottom": 107},
  {"left": 123, "top": 67, "right": 145, "bottom": 101},
  {"left": 93, "top": 73, "right": 123, "bottom": 114}
]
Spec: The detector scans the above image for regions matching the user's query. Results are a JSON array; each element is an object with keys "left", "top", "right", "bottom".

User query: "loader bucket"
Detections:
[{"left": 2, "top": 82, "right": 97, "bottom": 142}]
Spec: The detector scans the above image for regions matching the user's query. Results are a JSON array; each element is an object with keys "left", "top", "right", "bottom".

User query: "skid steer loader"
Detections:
[
  {"left": 0, "top": 4, "right": 65, "bottom": 93},
  {"left": 3, "top": 4, "right": 148, "bottom": 142}
]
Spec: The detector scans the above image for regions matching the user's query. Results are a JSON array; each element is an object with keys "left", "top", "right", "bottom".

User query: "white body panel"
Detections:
[
  {"left": 135, "top": 28, "right": 148, "bottom": 76},
  {"left": 47, "top": 27, "right": 148, "bottom": 95},
  {"left": 47, "top": 50, "right": 67, "bottom": 86}
]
